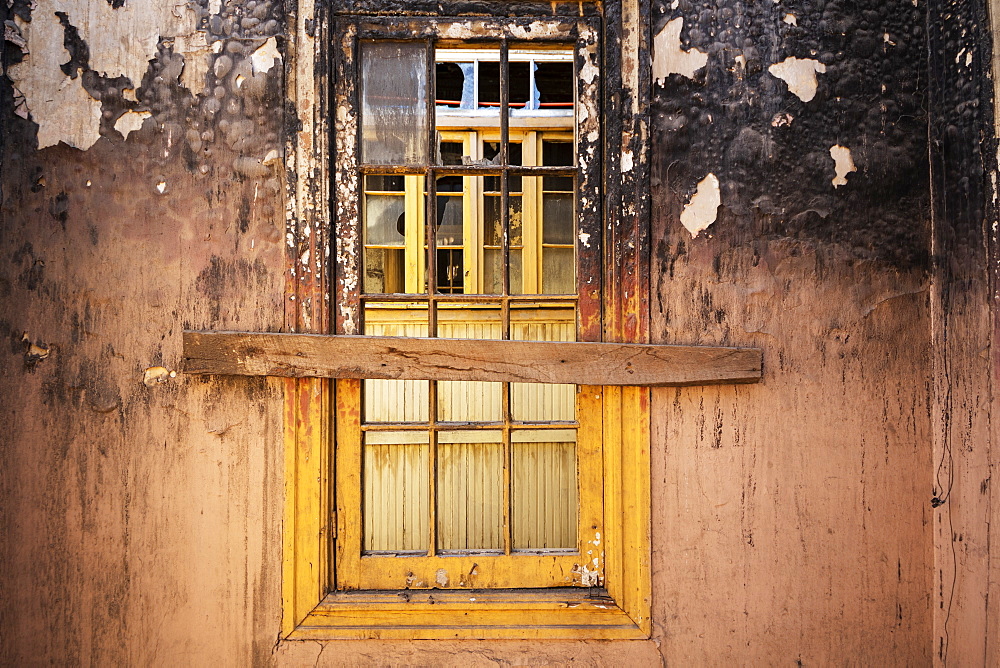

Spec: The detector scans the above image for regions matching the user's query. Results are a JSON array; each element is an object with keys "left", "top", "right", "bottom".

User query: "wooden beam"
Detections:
[{"left": 183, "top": 331, "right": 761, "bottom": 387}]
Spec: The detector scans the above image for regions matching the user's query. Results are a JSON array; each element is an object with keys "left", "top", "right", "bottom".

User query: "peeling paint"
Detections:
[
  {"left": 114, "top": 110, "right": 150, "bottom": 139},
  {"left": 830, "top": 145, "right": 857, "bottom": 188},
  {"left": 783, "top": 13, "right": 797, "bottom": 26},
  {"left": 680, "top": 173, "right": 721, "bottom": 238},
  {"left": 767, "top": 56, "right": 827, "bottom": 102},
  {"left": 652, "top": 18, "right": 709, "bottom": 83},
  {"left": 250, "top": 36, "right": 280, "bottom": 75},
  {"left": 6, "top": 0, "right": 202, "bottom": 149},
  {"left": 434, "top": 568, "right": 449, "bottom": 588}
]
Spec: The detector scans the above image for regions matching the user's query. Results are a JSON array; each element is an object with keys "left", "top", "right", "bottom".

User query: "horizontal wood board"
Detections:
[{"left": 183, "top": 331, "right": 762, "bottom": 386}]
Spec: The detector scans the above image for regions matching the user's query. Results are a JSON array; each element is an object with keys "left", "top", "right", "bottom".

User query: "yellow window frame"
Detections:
[{"left": 280, "top": 14, "right": 652, "bottom": 641}]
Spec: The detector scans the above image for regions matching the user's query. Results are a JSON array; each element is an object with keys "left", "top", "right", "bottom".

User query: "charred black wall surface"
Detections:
[{"left": 652, "top": 0, "right": 929, "bottom": 268}]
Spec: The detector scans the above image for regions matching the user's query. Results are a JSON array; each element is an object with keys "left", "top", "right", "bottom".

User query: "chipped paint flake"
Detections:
[
  {"left": 830, "top": 145, "right": 856, "bottom": 188},
  {"left": 652, "top": 18, "right": 709, "bottom": 83},
  {"left": 114, "top": 110, "right": 151, "bottom": 139},
  {"left": 435, "top": 569, "right": 449, "bottom": 587},
  {"left": 251, "top": 37, "right": 281, "bottom": 75},
  {"left": 783, "top": 13, "right": 798, "bottom": 25},
  {"left": 768, "top": 56, "right": 827, "bottom": 102},
  {"left": 680, "top": 173, "right": 721, "bottom": 238},
  {"left": 578, "top": 231, "right": 591, "bottom": 248}
]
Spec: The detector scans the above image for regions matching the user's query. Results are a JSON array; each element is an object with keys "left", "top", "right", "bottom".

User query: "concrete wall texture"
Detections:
[{"left": 1, "top": 0, "right": 998, "bottom": 664}]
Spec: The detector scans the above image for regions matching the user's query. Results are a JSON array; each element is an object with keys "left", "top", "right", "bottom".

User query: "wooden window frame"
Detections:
[
  {"left": 180, "top": 4, "right": 759, "bottom": 642},
  {"left": 288, "top": 14, "right": 657, "bottom": 639}
]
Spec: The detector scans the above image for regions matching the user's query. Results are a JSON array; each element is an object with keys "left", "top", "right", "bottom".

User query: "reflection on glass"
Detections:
[{"left": 361, "top": 42, "right": 428, "bottom": 165}]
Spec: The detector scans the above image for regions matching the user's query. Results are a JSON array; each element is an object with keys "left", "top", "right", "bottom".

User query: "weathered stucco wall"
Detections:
[
  {"left": 1, "top": 0, "right": 997, "bottom": 664},
  {"left": 647, "top": 0, "right": 935, "bottom": 662},
  {"left": 0, "top": 0, "right": 289, "bottom": 663}
]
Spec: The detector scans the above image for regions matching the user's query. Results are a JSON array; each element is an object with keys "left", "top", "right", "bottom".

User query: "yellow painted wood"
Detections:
[
  {"left": 602, "top": 386, "right": 625, "bottom": 600},
  {"left": 522, "top": 131, "right": 540, "bottom": 293},
  {"left": 334, "top": 379, "right": 364, "bottom": 590},
  {"left": 288, "top": 589, "right": 647, "bottom": 640},
  {"left": 621, "top": 385, "right": 651, "bottom": 635},
  {"left": 282, "top": 377, "right": 328, "bottom": 637},
  {"left": 404, "top": 175, "right": 425, "bottom": 293}
]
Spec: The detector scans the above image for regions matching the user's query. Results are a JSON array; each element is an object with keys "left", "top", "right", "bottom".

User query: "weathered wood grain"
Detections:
[{"left": 183, "top": 331, "right": 762, "bottom": 386}]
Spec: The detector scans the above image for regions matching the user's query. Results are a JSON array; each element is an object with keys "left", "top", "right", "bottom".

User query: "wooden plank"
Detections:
[{"left": 183, "top": 331, "right": 762, "bottom": 387}]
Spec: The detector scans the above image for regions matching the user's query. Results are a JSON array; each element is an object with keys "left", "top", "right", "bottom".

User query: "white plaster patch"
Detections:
[
  {"left": 680, "top": 173, "right": 721, "bottom": 238},
  {"left": 7, "top": 0, "right": 198, "bottom": 150},
  {"left": 114, "top": 110, "right": 151, "bottom": 139},
  {"left": 652, "top": 18, "right": 709, "bottom": 84},
  {"left": 767, "top": 56, "right": 827, "bottom": 102},
  {"left": 251, "top": 37, "right": 281, "bottom": 75},
  {"left": 829, "top": 145, "right": 856, "bottom": 188}
]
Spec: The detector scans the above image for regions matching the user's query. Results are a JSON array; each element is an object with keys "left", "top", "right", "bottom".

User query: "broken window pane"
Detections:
[
  {"left": 361, "top": 41, "right": 428, "bottom": 165},
  {"left": 534, "top": 62, "right": 574, "bottom": 108}
]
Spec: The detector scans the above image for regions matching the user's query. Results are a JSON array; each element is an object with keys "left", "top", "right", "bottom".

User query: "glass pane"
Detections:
[
  {"left": 542, "top": 140, "right": 574, "bottom": 166},
  {"left": 363, "top": 247, "right": 405, "bottom": 293},
  {"left": 364, "top": 438, "right": 429, "bottom": 552},
  {"left": 542, "top": 247, "right": 575, "bottom": 295},
  {"left": 534, "top": 62, "right": 574, "bottom": 108},
  {"left": 483, "top": 195, "right": 523, "bottom": 246},
  {"left": 437, "top": 434, "right": 504, "bottom": 551},
  {"left": 365, "top": 195, "right": 405, "bottom": 246},
  {"left": 542, "top": 193, "right": 573, "bottom": 244},
  {"left": 483, "top": 248, "right": 522, "bottom": 295},
  {"left": 361, "top": 41, "right": 428, "bottom": 165},
  {"left": 512, "top": 308, "right": 575, "bottom": 420},
  {"left": 435, "top": 62, "right": 474, "bottom": 109},
  {"left": 438, "top": 306, "right": 502, "bottom": 421},
  {"left": 478, "top": 61, "right": 500, "bottom": 110},
  {"left": 512, "top": 435, "right": 577, "bottom": 550},
  {"left": 363, "top": 304, "right": 429, "bottom": 422},
  {"left": 438, "top": 141, "right": 465, "bottom": 166}
]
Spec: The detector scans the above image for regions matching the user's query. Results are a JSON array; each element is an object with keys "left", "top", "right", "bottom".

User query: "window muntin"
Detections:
[{"left": 338, "top": 36, "right": 601, "bottom": 591}]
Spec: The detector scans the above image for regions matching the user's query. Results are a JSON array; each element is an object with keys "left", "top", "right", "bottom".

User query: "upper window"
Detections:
[{"left": 335, "top": 33, "right": 603, "bottom": 591}]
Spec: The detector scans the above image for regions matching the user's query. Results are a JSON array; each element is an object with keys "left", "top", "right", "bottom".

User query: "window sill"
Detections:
[{"left": 288, "top": 588, "right": 648, "bottom": 640}]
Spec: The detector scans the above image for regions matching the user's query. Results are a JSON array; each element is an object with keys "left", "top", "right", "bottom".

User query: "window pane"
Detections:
[
  {"left": 363, "top": 304, "right": 429, "bottom": 422},
  {"left": 365, "top": 195, "right": 406, "bottom": 246},
  {"left": 363, "top": 247, "right": 405, "bottom": 293},
  {"left": 361, "top": 42, "right": 428, "bottom": 165},
  {"left": 364, "top": 438, "right": 429, "bottom": 552},
  {"left": 483, "top": 248, "right": 522, "bottom": 295},
  {"left": 512, "top": 308, "right": 576, "bottom": 420},
  {"left": 512, "top": 436, "right": 577, "bottom": 550},
  {"left": 542, "top": 247, "right": 575, "bottom": 295},
  {"left": 438, "top": 141, "right": 465, "bottom": 166},
  {"left": 435, "top": 62, "right": 473, "bottom": 109},
  {"left": 437, "top": 434, "right": 504, "bottom": 552},
  {"left": 534, "top": 62, "right": 574, "bottom": 108},
  {"left": 542, "top": 193, "right": 574, "bottom": 244},
  {"left": 438, "top": 306, "right": 502, "bottom": 421}
]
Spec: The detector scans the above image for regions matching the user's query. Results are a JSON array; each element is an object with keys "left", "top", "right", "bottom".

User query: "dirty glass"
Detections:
[{"left": 361, "top": 41, "right": 428, "bottom": 165}]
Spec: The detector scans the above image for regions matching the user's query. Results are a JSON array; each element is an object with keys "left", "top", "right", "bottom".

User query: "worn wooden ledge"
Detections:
[{"left": 183, "top": 330, "right": 762, "bottom": 387}]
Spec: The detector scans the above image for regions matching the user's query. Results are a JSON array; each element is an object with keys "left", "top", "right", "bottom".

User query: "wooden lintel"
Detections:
[{"left": 182, "top": 331, "right": 763, "bottom": 387}]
